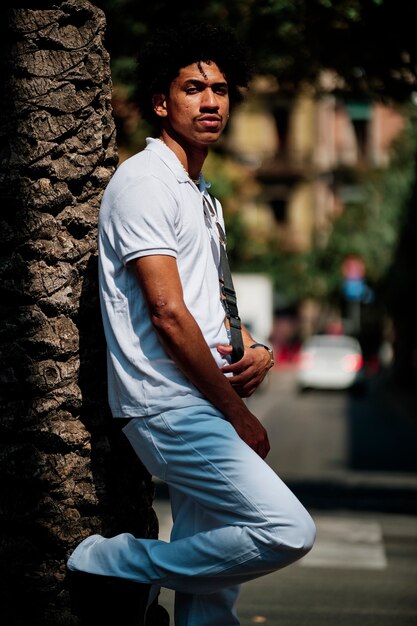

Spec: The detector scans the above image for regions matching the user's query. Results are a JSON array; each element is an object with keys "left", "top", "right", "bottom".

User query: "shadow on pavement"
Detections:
[
  {"left": 290, "top": 370, "right": 417, "bottom": 514},
  {"left": 347, "top": 372, "right": 417, "bottom": 473}
]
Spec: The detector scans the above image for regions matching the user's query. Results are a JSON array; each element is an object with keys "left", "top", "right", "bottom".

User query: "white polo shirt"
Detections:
[{"left": 98, "top": 137, "right": 229, "bottom": 417}]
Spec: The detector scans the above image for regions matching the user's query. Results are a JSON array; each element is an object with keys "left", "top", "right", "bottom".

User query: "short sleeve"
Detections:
[{"left": 109, "top": 175, "right": 179, "bottom": 265}]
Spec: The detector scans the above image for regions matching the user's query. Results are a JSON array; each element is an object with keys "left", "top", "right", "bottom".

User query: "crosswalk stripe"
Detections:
[{"left": 300, "top": 515, "right": 387, "bottom": 569}]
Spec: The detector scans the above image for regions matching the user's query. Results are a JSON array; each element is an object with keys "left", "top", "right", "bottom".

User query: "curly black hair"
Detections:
[{"left": 134, "top": 23, "right": 252, "bottom": 126}]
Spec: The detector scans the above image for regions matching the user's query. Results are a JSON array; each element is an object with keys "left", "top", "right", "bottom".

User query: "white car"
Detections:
[{"left": 297, "top": 334, "right": 364, "bottom": 391}]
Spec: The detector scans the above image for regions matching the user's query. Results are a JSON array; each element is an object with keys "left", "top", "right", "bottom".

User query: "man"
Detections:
[{"left": 67, "top": 23, "right": 315, "bottom": 626}]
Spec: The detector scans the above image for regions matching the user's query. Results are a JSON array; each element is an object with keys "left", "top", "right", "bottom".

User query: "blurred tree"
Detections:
[
  {"left": 300, "top": 117, "right": 417, "bottom": 298},
  {"left": 95, "top": 0, "right": 416, "bottom": 101},
  {"left": 246, "top": 0, "right": 416, "bottom": 100}
]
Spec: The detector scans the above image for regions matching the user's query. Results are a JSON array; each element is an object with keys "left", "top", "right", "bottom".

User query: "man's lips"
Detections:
[{"left": 197, "top": 115, "right": 222, "bottom": 128}]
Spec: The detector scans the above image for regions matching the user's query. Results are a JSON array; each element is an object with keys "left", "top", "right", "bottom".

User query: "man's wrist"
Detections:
[{"left": 250, "top": 343, "right": 275, "bottom": 369}]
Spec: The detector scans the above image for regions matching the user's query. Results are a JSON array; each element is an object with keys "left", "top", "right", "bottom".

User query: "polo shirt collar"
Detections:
[
  {"left": 145, "top": 137, "right": 212, "bottom": 193},
  {"left": 145, "top": 137, "right": 190, "bottom": 183}
]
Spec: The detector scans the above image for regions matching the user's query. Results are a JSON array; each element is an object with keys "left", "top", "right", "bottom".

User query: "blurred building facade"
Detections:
[{"left": 226, "top": 74, "right": 405, "bottom": 255}]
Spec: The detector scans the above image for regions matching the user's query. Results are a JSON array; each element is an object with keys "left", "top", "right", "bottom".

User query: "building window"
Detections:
[
  {"left": 271, "top": 198, "right": 288, "bottom": 223},
  {"left": 345, "top": 100, "right": 371, "bottom": 164}
]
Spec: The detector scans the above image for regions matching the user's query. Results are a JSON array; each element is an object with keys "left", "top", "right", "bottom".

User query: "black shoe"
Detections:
[{"left": 67, "top": 569, "right": 153, "bottom": 626}]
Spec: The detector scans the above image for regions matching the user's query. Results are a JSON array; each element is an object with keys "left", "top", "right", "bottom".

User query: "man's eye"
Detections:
[
  {"left": 186, "top": 87, "right": 199, "bottom": 94},
  {"left": 215, "top": 87, "right": 228, "bottom": 95}
]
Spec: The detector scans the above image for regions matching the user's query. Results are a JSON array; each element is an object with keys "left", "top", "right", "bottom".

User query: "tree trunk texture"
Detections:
[{"left": 0, "top": 2, "right": 157, "bottom": 624}]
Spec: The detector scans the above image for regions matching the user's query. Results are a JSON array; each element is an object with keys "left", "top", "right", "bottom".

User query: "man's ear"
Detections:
[{"left": 152, "top": 93, "right": 168, "bottom": 118}]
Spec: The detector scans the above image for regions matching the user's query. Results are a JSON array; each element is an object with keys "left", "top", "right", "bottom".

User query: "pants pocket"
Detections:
[{"left": 123, "top": 417, "right": 168, "bottom": 481}]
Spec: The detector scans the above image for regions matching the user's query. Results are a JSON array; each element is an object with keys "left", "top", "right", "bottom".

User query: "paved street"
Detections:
[
  {"left": 154, "top": 501, "right": 417, "bottom": 626},
  {"left": 249, "top": 367, "right": 417, "bottom": 514},
  {"left": 153, "top": 368, "right": 417, "bottom": 625}
]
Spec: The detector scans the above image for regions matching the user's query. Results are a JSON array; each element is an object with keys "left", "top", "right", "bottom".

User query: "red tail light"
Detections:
[{"left": 342, "top": 353, "right": 363, "bottom": 372}]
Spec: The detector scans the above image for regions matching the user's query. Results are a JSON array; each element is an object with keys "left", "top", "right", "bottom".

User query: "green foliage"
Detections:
[
  {"left": 246, "top": 0, "right": 417, "bottom": 102},
  {"left": 97, "top": 0, "right": 417, "bottom": 103},
  {"left": 210, "top": 108, "right": 417, "bottom": 305},
  {"left": 284, "top": 110, "right": 417, "bottom": 303}
]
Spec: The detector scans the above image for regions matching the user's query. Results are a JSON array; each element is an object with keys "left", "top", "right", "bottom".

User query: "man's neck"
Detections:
[{"left": 159, "top": 130, "right": 207, "bottom": 181}]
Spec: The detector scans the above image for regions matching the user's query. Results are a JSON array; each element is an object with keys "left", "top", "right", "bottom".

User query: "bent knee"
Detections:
[
  {"left": 294, "top": 513, "right": 316, "bottom": 555},
  {"left": 270, "top": 510, "right": 316, "bottom": 559}
]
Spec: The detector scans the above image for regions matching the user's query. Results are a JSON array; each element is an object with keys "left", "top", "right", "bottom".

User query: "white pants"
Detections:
[{"left": 67, "top": 404, "right": 316, "bottom": 625}]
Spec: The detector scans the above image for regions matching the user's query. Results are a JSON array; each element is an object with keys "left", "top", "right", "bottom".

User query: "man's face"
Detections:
[{"left": 154, "top": 61, "right": 230, "bottom": 148}]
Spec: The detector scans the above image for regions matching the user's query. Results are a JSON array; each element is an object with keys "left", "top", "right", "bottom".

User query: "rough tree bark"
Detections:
[{"left": 0, "top": 2, "right": 157, "bottom": 624}]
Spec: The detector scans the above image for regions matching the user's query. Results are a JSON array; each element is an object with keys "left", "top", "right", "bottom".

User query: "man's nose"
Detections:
[{"left": 201, "top": 88, "right": 219, "bottom": 109}]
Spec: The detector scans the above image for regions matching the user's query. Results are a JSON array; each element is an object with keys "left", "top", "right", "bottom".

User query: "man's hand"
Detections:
[
  {"left": 217, "top": 344, "right": 272, "bottom": 397},
  {"left": 227, "top": 408, "right": 270, "bottom": 459}
]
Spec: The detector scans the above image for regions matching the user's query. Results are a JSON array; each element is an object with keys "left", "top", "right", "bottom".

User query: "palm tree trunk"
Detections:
[{"left": 0, "top": 2, "right": 157, "bottom": 623}]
